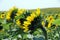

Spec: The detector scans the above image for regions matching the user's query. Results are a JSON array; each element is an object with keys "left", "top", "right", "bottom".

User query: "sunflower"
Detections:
[
  {"left": 46, "top": 16, "right": 55, "bottom": 22},
  {"left": 47, "top": 22, "right": 52, "bottom": 28},
  {"left": 16, "top": 19, "right": 30, "bottom": 32},
  {"left": 22, "top": 21, "right": 31, "bottom": 32},
  {"left": 15, "top": 9, "right": 26, "bottom": 18},
  {"left": 49, "top": 16, "right": 54, "bottom": 21},
  {"left": 15, "top": 8, "right": 41, "bottom": 32},
  {"left": 23, "top": 12, "right": 37, "bottom": 32},
  {"left": 6, "top": 6, "right": 17, "bottom": 20},
  {"left": 15, "top": 9, "right": 24, "bottom": 16},
  {"left": 16, "top": 19, "right": 21, "bottom": 26},
  {"left": 6, "top": 10, "right": 13, "bottom": 20},
  {"left": 23, "top": 21, "right": 31, "bottom": 27},
  {"left": 6, "top": 13, "right": 11, "bottom": 20},
  {"left": 26, "top": 16, "right": 34, "bottom": 22},
  {"left": 35, "top": 8, "right": 40, "bottom": 16},
  {"left": 42, "top": 21, "right": 45, "bottom": 27},
  {"left": 0, "top": 13, "right": 5, "bottom": 19},
  {"left": 24, "top": 28, "right": 29, "bottom": 32},
  {"left": 26, "top": 12, "right": 37, "bottom": 22}
]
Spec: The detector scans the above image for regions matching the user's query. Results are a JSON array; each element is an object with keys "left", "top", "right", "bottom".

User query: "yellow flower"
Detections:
[
  {"left": 23, "top": 21, "right": 31, "bottom": 26},
  {"left": 49, "top": 16, "right": 54, "bottom": 21},
  {"left": 15, "top": 9, "right": 25, "bottom": 17},
  {"left": 6, "top": 10, "right": 13, "bottom": 20},
  {"left": 6, "top": 6, "right": 17, "bottom": 20},
  {"left": 16, "top": 13, "right": 20, "bottom": 16},
  {"left": 30, "top": 12, "right": 37, "bottom": 18},
  {"left": 36, "top": 8, "right": 40, "bottom": 16},
  {"left": 6, "top": 16, "right": 11, "bottom": 20},
  {"left": 23, "top": 26, "right": 28, "bottom": 29},
  {"left": 17, "top": 9, "right": 24, "bottom": 14},
  {"left": 6, "top": 14, "right": 11, "bottom": 20},
  {"left": 22, "top": 21, "right": 31, "bottom": 32},
  {"left": 48, "top": 22, "right": 51, "bottom": 28},
  {"left": 20, "top": 9, "right": 26, "bottom": 12},
  {"left": 47, "top": 16, "right": 55, "bottom": 28},
  {"left": 21, "top": 24, "right": 29, "bottom": 32},
  {"left": 0, "top": 14, "right": 5, "bottom": 19},
  {"left": 46, "top": 16, "right": 54, "bottom": 23},
  {"left": 42, "top": 21, "right": 45, "bottom": 27},
  {"left": 16, "top": 19, "right": 21, "bottom": 26},
  {"left": 24, "top": 28, "right": 29, "bottom": 32},
  {"left": 26, "top": 16, "right": 34, "bottom": 22}
]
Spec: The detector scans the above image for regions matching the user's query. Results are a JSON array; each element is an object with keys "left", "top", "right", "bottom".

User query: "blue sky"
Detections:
[{"left": 0, "top": 0, "right": 60, "bottom": 11}]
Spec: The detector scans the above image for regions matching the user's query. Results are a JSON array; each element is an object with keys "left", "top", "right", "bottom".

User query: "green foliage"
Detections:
[{"left": 53, "top": 19, "right": 60, "bottom": 25}]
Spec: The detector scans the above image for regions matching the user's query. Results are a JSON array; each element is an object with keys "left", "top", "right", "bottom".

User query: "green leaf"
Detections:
[
  {"left": 23, "top": 34, "right": 27, "bottom": 39},
  {"left": 15, "top": 14, "right": 25, "bottom": 20},
  {"left": 2, "top": 23, "right": 12, "bottom": 30},
  {"left": 53, "top": 19, "right": 60, "bottom": 25}
]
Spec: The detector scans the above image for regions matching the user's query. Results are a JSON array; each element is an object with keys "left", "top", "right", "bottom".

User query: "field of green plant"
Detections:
[{"left": 0, "top": 7, "right": 60, "bottom": 40}]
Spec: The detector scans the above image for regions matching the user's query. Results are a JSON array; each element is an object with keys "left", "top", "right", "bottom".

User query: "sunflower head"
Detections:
[
  {"left": 0, "top": 12, "right": 5, "bottom": 19},
  {"left": 36, "top": 8, "right": 40, "bottom": 16},
  {"left": 16, "top": 19, "right": 21, "bottom": 26}
]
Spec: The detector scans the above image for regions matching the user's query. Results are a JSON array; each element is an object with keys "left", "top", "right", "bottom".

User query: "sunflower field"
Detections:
[{"left": 0, "top": 7, "right": 60, "bottom": 40}]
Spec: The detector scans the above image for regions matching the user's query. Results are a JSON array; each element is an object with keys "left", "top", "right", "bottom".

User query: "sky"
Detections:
[{"left": 0, "top": 0, "right": 60, "bottom": 11}]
